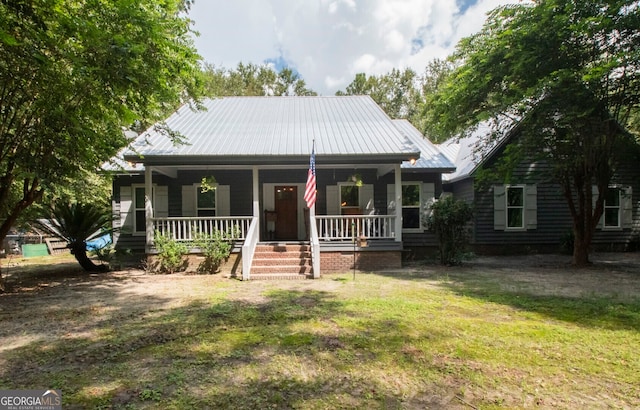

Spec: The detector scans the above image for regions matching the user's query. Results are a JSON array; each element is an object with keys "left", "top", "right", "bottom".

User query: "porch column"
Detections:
[
  {"left": 145, "top": 166, "right": 154, "bottom": 251},
  {"left": 394, "top": 163, "right": 402, "bottom": 242},
  {"left": 252, "top": 166, "right": 260, "bottom": 237}
]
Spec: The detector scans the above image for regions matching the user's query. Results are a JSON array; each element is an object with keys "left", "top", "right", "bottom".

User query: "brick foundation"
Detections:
[
  {"left": 320, "top": 250, "right": 402, "bottom": 273},
  {"left": 147, "top": 253, "right": 242, "bottom": 276},
  {"left": 147, "top": 250, "right": 402, "bottom": 277}
]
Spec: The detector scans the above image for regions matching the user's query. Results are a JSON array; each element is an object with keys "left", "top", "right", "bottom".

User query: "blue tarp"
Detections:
[{"left": 86, "top": 234, "right": 112, "bottom": 251}]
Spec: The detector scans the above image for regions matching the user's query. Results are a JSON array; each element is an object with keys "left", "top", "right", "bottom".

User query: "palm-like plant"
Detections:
[{"left": 38, "top": 202, "right": 113, "bottom": 272}]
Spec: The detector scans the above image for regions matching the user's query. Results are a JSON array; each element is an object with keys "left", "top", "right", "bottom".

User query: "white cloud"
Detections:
[{"left": 190, "top": 0, "right": 515, "bottom": 95}]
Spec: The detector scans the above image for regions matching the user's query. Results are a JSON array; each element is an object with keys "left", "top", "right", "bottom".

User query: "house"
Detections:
[
  {"left": 108, "top": 96, "right": 455, "bottom": 278},
  {"left": 440, "top": 124, "right": 640, "bottom": 254}
]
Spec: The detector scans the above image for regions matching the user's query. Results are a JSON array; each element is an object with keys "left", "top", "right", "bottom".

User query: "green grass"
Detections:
[{"left": 1, "top": 266, "right": 639, "bottom": 409}]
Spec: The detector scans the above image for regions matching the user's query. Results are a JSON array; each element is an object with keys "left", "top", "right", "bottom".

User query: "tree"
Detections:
[
  {"left": 38, "top": 202, "right": 113, "bottom": 272},
  {"left": 426, "top": 0, "right": 640, "bottom": 266},
  {"left": 336, "top": 63, "right": 453, "bottom": 137},
  {"left": 427, "top": 196, "right": 474, "bottom": 265},
  {"left": 336, "top": 68, "right": 421, "bottom": 119},
  {"left": 0, "top": 0, "right": 203, "bottom": 289},
  {"left": 202, "top": 62, "right": 317, "bottom": 97}
]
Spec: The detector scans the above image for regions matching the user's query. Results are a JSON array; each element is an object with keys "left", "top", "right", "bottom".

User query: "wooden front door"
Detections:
[{"left": 275, "top": 186, "right": 298, "bottom": 240}]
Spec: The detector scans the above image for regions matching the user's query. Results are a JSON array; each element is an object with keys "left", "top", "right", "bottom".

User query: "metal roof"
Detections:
[
  {"left": 124, "top": 96, "right": 423, "bottom": 166},
  {"left": 392, "top": 120, "right": 455, "bottom": 172},
  {"left": 439, "top": 122, "right": 508, "bottom": 182}
]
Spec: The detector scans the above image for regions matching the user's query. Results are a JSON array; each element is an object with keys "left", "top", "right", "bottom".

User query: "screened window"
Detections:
[
  {"left": 197, "top": 187, "right": 216, "bottom": 217},
  {"left": 402, "top": 183, "right": 421, "bottom": 229},
  {"left": 506, "top": 186, "right": 524, "bottom": 229},
  {"left": 604, "top": 188, "right": 621, "bottom": 228}
]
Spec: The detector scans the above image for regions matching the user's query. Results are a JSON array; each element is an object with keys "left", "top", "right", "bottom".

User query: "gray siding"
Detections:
[
  {"left": 112, "top": 167, "right": 451, "bottom": 252},
  {"left": 447, "top": 144, "right": 640, "bottom": 251}
]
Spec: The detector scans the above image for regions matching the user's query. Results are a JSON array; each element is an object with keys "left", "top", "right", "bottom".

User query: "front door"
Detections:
[{"left": 275, "top": 186, "right": 298, "bottom": 240}]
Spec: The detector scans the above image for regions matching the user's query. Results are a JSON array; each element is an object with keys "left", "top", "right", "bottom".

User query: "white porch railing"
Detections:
[
  {"left": 153, "top": 217, "right": 253, "bottom": 241},
  {"left": 241, "top": 217, "right": 259, "bottom": 281},
  {"left": 315, "top": 215, "right": 396, "bottom": 240}
]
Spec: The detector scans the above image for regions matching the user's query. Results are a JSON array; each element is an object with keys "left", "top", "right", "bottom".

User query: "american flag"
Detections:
[{"left": 304, "top": 145, "right": 316, "bottom": 208}]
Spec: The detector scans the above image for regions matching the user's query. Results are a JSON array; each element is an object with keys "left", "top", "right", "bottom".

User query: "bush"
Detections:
[
  {"left": 560, "top": 230, "right": 574, "bottom": 255},
  {"left": 192, "top": 229, "right": 233, "bottom": 273},
  {"left": 427, "top": 196, "right": 474, "bottom": 265},
  {"left": 154, "top": 231, "right": 188, "bottom": 273}
]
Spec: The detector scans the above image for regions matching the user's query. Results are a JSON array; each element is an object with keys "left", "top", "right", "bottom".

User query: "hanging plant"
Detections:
[
  {"left": 201, "top": 176, "right": 217, "bottom": 193},
  {"left": 348, "top": 173, "right": 363, "bottom": 187}
]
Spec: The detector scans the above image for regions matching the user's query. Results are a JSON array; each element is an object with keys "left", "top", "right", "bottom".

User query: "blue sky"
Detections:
[{"left": 189, "top": 0, "right": 516, "bottom": 95}]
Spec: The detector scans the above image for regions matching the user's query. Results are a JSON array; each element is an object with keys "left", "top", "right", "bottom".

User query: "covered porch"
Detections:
[{"left": 139, "top": 163, "right": 408, "bottom": 280}]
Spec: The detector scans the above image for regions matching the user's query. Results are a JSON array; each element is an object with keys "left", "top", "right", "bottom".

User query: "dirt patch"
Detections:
[
  {"left": 2, "top": 252, "right": 638, "bottom": 353},
  {"left": 461, "top": 252, "right": 640, "bottom": 301}
]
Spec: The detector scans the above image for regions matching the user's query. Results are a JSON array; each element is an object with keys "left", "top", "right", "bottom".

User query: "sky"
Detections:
[{"left": 189, "top": 0, "right": 517, "bottom": 95}]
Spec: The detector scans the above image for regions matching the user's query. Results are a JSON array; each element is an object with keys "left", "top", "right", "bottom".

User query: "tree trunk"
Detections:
[
  {"left": 572, "top": 234, "right": 591, "bottom": 266},
  {"left": 70, "top": 242, "right": 108, "bottom": 273}
]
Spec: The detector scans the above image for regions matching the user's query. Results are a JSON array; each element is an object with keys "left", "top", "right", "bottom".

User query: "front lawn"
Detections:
[{"left": 0, "top": 254, "right": 638, "bottom": 409}]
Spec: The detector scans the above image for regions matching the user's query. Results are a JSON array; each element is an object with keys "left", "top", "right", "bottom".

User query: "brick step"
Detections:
[
  {"left": 250, "top": 265, "right": 312, "bottom": 274},
  {"left": 248, "top": 242, "right": 314, "bottom": 279},
  {"left": 252, "top": 251, "right": 310, "bottom": 259},
  {"left": 252, "top": 257, "right": 312, "bottom": 267},
  {"left": 249, "top": 273, "right": 312, "bottom": 280},
  {"left": 255, "top": 244, "right": 310, "bottom": 252}
]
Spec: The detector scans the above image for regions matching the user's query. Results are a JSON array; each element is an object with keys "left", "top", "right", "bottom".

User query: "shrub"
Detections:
[
  {"left": 560, "top": 230, "right": 574, "bottom": 255},
  {"left": 427, "top": 196, "right": 474, "bottom": 265},
  {"left": 154, "top": 231, "right": 188, "bottom": 274},
  {"left": 192, "top": 229, "right": 233, "bottom": 273}
]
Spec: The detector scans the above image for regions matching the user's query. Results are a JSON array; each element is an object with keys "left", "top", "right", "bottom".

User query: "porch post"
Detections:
[
  {"left": 394, "top": 163, "right": 402, "bottom": 242},
  {"left": 252, "top": 166, "right": 260, "bottom": 237},
  {"left": 145, "top": 166, "right": 154, "bottom": 252}
]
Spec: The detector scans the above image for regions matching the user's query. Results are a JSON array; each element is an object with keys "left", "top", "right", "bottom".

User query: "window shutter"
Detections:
[
  {"left": 622, "top": 186, "right": 633, "bottom": 229},
  {"left": 119, "top": 186, "right": 133, "bottom": 231},
  {"left": 359, "top": 184, "right": 374, "bottom": 214},
  {"left": 493, "top": 185, "right": 506, "bottom": 230},
  {"left": 387, "top": 184, "right": 396, "bottom": 215},
  {"left": 217, "top": 185, "right": 231, "bottom": 216},
  {"left": 326, "top": 185, "right": 339, "bottom": 215},
  {"left": 155, "top": 186, "right": 169, "bottom": 218},
  {"left": 525, "top": 184, "right": 537, "bottom": 230},
  {"left": 182, "top": 185, "right": 196, "bottom": 217}
]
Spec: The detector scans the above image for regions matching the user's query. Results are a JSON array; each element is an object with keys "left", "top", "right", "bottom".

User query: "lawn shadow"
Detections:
[{"left": 0, "top": 284, "right": 455, "bottom": 409}]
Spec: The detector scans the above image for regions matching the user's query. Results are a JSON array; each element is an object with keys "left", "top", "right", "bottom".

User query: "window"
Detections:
[
  {"left": 494, "top": 184, "right": 537, "bottom": 231},
  {"left": 340, "top": 184, "right": 359, "bottom": 214},
  {"left": 196, "top": 186, "right": 216, "bottom": 217},
  {"left": 402, "top": 183, "right": 421, "bottom": 229},
  {"left": 134, "top": 187, "right": 147, "bottom": 233},
  {"left": 506, "top": 186, "right": 524, "bottom": 229},
  {"left": 604, "top": 188, "right": 621, "bottom": 228}
]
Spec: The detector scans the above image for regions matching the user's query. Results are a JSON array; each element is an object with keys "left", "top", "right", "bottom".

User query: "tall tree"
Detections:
[
  {"left": 0, "top": 0, "right": 203, "bottom": 289},
  {"left": 202, "top": 62, "right": 317, "bottom": 97},
  {"left": 336, "top": 64, "right": 453, "bottom": 137},
  {"left": 337, "top": 68, "right": 421, "bottom": 119},
  {"left": 426, "top": 0, "right": 640, "bottom": 265}
]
